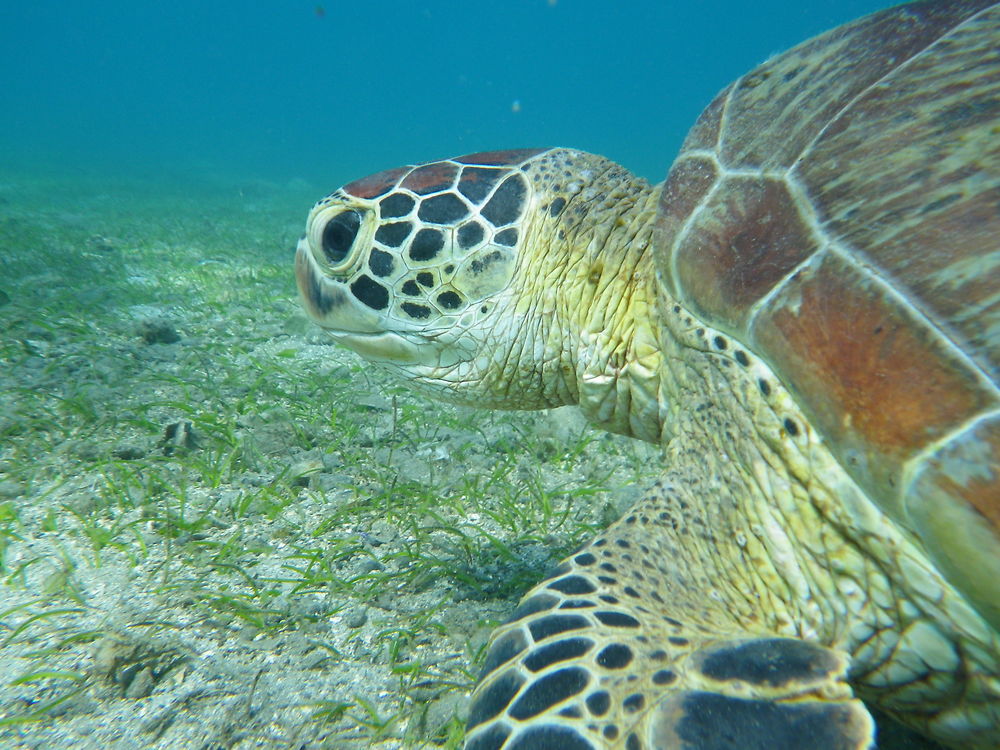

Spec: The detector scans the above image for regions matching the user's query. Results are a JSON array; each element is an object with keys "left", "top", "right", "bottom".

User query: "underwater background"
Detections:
[
  {"left": 1, "top": 2, "right": 946, "bottom": 749},
  {"left": 3, "top": 0, "right": 889, "bottom": 186}
]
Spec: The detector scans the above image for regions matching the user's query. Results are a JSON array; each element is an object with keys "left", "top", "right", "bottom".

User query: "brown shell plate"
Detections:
[{"left": 655, "top": 0, "right": 1000, "bottom": 629}]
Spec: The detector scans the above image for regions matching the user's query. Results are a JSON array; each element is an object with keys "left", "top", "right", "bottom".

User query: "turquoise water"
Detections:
[
  {"left": 0, "top": 5, "right": 977, "bottom": 746},
  {"left": 3, "top": 0, "right": 888, "bottom": 186}
]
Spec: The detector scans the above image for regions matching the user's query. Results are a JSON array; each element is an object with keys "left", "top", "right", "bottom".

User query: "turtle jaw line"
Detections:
[
  {"left": 326, "top": 330, "right": 425, "bottom": 365},
  {"left": 296, "top": 238, "right": 487, "bottom": 375},
  {"left": 329, "top": 326, "right": 482, "bottom": 377}
]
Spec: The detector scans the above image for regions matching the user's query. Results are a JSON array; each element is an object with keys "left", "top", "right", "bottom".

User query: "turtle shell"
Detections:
[{"left": 654, "top": 0, "right": 1000, "bottom": 630}]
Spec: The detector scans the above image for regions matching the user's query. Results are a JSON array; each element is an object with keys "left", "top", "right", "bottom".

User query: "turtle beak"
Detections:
[
  {"left": 294, "top": 236, "right": 383, "bottom": 332},
  {"left": 294, "top": 236, "right": 428, "bottom": 365},
  {"left": 295, "top": 237, "right": 346, "bottom": 321}
]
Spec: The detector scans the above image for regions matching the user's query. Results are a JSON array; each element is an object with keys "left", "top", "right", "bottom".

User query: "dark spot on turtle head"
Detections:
[
  {"left": 713, "top": 336, "right": 727, "bottom": 350},
  {"left": 409, "top": 228, "right": 444, "bottom": 261},
  {"left": 758, "top": 379, "right": 771, "bottom": 396},
  {"left": 401, "top": 280, "right": 421, "bottom": 296},
  {"left": 469, "top": 249, "right": 504, "bottom": 275},
  {"left": 458, "top": 221, "right": 485, "bottom": 249},
  {"left": 783, "top": 418, "right": 799, "bottom": 437},
  {"left": 416, "top": 271, "right": 434, "bottom": 287},
  {"left": 574, "top": 553, "right": 596, "bottom": 566},
  {"left": 350, "top": 275, "right": 388, "bottom": 310},
  {"left": 379, "top": 191, "right": 415, "bottom": 218},
  {"left": 368, "top": 248, "right": 394, "bottom": 277},
  {"left": 494, "top": 228, "right": 518, "bottom": 246},
  {"left": 400, "top": 302, "right": 432, "bottom": 319},
  {"left": 375, "top": 221, "right": 412, "bottom": 248},
  {"left": 458, "top": 166, "right": 504, "bottom": 203},
  {"left": 735, "top": 350, "right": 749, "bottom": 366},
  {"left": 549, "top": 196, "right": 567, "bottom": 217},
  {"left": 437, "top": 290, "right": 463, "bottom": 310},
  {"left": 481, "top": 175, "right": 527, "bottom": 226},
  {"left": 418, "top": 192, "right": 469, "bottom": 224}
]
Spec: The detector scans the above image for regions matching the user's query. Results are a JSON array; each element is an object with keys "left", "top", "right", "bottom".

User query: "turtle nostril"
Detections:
[{"left": 321, "top": 209, "right": 362, "bottom": 266}]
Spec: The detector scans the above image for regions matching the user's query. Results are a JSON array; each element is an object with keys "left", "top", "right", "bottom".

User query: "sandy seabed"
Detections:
[{"left": 0, "top": 172, "right": 941, "bottom": 749}]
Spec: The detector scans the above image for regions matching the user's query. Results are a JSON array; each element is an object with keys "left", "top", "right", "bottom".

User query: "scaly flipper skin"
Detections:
[
  {"left": 294, "top": 2, "right": 1000, "bottom": 748},
  {"left": 464, "top": 480, "right": 874, "bottom": 750}
]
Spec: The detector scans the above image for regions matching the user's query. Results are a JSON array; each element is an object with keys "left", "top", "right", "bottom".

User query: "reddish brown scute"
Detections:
[
  {"left": 454, "top": 148, "right": 548, "bottom": 166},
  {"left": 341, "top": 149, "right": 549, "bottom": 200},
  {"left": 655, "top": 0, "right": 1000, "bottom": 628},
  {"left": 343, "top": 165, "right": 410, "bottom": 199}
]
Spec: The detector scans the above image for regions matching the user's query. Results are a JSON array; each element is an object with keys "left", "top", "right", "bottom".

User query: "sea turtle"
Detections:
[{"left": 294, "top": 1, "right": 1000, "bottom": 748}]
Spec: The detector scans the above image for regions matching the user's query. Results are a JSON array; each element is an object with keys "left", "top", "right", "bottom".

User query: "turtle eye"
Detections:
[{"left": 321, "top": 209, "right": 362, "bottom": 267}]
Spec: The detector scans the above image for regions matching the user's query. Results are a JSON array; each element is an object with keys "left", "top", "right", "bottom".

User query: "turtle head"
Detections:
[
  {"left": 297, "top": 148, "right": 660, "bottom": 419},
  {"left": 296, "top": 149, "right": 548, "bottom": 406}
]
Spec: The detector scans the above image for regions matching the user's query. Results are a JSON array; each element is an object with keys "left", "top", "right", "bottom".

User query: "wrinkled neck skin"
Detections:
[{"left": 479, "top": 153, "right": 668, "bottom": 443}]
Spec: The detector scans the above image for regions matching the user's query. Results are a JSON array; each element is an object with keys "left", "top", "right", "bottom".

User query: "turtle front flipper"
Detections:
[
  {"left": 464, "top": 486, "right": 874, "bottom": 750},
  {"left": 647, "top": 640, "right": 870, "bottom": 749}
]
